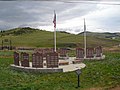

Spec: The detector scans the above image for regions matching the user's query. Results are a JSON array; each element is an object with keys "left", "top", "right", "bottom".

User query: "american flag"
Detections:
[{"left": 53, "top": 10, "right": 56, "bottom": 28}]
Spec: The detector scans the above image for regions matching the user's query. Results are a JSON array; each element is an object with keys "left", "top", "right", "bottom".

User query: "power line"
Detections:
[
  {"left": 63, "top": 1, "right": 120, "bottom": 5},
  {"left": 3, "top": 0, "right": 120, "bottom": 5}
]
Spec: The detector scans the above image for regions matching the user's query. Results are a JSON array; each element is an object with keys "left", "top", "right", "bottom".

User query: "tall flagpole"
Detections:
[
  {"left": 54, "top": 24, "right": 56, "bottom": 52},
  {"left": 53, "top": 10, "right": 56, "bottom": 52},
  {"left": 84, "top": 18, "right": 87, "bottom": 58}
]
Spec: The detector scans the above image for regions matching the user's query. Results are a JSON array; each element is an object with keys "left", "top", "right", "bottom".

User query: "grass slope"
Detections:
[
  {"left": 0, "top": 52, "right": 120, "bottom": 90},
  {"left": 79, "top": 32, "right": 120, "bottom": 39},
  {"left": 0, "top": 28, "right": 119, "bottom": 48}
]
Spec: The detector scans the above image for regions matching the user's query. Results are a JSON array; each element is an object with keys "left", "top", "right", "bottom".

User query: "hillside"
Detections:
[
  {"left": 0, "top": 27, "right": 39, "bottom": 36},
  {"left": 79, "top": 31, "right": 120, "bottom": 40},
  {"left": 0, "top": 27, "right": 119, "bottom": 48}
]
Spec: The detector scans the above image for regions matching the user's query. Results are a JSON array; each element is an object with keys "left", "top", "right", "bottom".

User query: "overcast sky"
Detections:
[{"left": 0, "top": 0, "right": 120, "bottom": 34}]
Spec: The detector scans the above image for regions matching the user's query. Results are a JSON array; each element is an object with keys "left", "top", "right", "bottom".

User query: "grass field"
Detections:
[
  {"left": 0, "top": 28, "right": 119, "bottom": 48},
  {"left": 0, "top": 51, "right": 120, "bottom": 90}
]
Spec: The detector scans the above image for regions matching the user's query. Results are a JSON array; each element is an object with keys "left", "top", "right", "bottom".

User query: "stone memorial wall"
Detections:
[
  {"left": 14, "top": 52, "right": 19, "bottom": 66},
  {"left": 21, "top": 52, "right": 29, "bottom": 67},
  {"left": 86, "top": 48, "right": 94, "bottom": 58},
  {"left": 76, "top": 48, "right": 84, "bottom": 58},
  {"left": 46, "top": 52, "right": 59, "bottom": 68},
  {"left": 32, "top": 52, "right": 43, "bottom": 68},
  {"left": 95, "top": 46, "right": 102, "bottom": 57}
]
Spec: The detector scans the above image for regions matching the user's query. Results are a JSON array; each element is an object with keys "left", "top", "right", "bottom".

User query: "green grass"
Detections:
[
  {"left": 81, "top": 53, "right": 120, "bottom": 89},
  {"left": 0, "top": 51, "right": 120, "bottom": 90},
  {"left": 0, "top": 28, "right": 119, "bottom": 48}
]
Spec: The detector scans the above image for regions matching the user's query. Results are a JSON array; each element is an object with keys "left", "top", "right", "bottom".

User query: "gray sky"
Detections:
[{"left": 0, "top": 0, "right": 120, "bottom": 34}]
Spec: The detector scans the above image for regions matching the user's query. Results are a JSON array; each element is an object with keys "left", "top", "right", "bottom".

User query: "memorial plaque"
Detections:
[
  {"left": 21, "top": 52, "right": 29, "bottom": 67},
  {"left": 95, "top": 46, "right": 102, "bottom": 57},
  {"left": 50, "top": 48, "right": 55, "bottom": 53},
  {"left": 59, "top": 48, "right": 68, "bottom": 57},
  {"left": 76, "top": 69, "right": 81, "bottom": 75},
  {"left": 32, "top": 52, "right": 43, "bottom": 68},
  {"left": 14, "top": 52, "right": 19, "bottom": 66},
  {"left": 46, "top": 52, "right": 59, "bottom": 68},
  {"left": 76, "top": 48, "right": 84, "bottom": 58},
  {"left": 86, "top": 48, "right": 94, "bottom": 58}
]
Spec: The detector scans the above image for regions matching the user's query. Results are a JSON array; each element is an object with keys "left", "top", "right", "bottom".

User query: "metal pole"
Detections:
[
  {"left": 1, "top": 31, "right": 3, "bottom": 50},
  {"left": 78, "top": 75, "right": 80, "bottom": 87},
  {"left": 84, "top": 18, "right": 87, "bottom": 59},
  {"left": 53, "top": 10, "right": 56, "bottom": 52},
  {"left": 54, "top": 27, "right": 56, "bottom": 52},
  {"left": 2, "top": 40, "right": 3, "bottom": 50}
]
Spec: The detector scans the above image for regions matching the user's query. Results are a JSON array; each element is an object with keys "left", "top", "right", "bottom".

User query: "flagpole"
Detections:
[
  {"left": 54, "top": 26, "right": 56, "bottom": 52},
  {"left": 53, "top": 10, "right": 56, "bottom": 52},
  {"left": 84, "top": 18, "right": 87, "bottom": 59}
]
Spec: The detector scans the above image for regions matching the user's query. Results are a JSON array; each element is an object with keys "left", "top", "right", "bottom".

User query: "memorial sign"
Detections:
[
  {"left": 32, "top": 52, "right": 43, "bottom": 68},
  {"left": 75, "top": 69, "right": 81, "bottom": 88},
  {"left": 76, "top": 48, "right": 84, "bottom": 58},
  {"left": 14, "top": 52, "right": 19, "bottom": 66},
  {"left": 46, "top": 52, "right": 59, "bottom": 68},
  {"left": 95, "top": 46, "right": 102, "bottom": 57},
  {"left": 86, "top": 48, "right": 94, "bottom": 58},
  {"left": 21, "top": 52, "right": 29, "bottom": 67}
]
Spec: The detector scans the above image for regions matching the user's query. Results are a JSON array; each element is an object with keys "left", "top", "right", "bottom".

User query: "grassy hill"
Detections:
[{"left": 0, "top": 27, "right": 119, "bottom": 48}]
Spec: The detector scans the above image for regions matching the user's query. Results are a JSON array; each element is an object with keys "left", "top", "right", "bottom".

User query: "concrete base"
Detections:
[
  {"left": 10, "top": 57, "right": 86, "bottom": 73},
  {"left": 76, "top": 55, "right": 105, "bottom": 60},
  {"left": 10, "top": 64, "right": 63, "bottom": 73}
]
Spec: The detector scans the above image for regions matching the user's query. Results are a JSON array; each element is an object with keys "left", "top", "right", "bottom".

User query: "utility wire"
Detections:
[{"left": 62, "top": 1, "right": 120, "bottom": 5}]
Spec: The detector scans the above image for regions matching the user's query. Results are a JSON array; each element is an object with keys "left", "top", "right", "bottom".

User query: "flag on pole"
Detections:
[
  {"left": 53, "top": 10, "right": 56, "bottom": 28},
  {"left": 53, "top": 10, "right": 57, "bottom": 52}
]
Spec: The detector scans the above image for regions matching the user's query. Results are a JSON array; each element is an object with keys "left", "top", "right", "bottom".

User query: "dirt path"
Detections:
[
  {"left": 85, "top": 86, "right": 120, "bottom": 90},
  {"left": 110, "top": 87, "right": 120, "bottom": 90}
]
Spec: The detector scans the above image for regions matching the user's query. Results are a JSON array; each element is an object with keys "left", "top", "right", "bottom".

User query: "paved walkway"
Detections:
[
  {"left": 59, "top": 63, "right": 86, "bottom": 72},
  {"left": 59, "top": 57, "right": 86, "bottom": 72}
]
